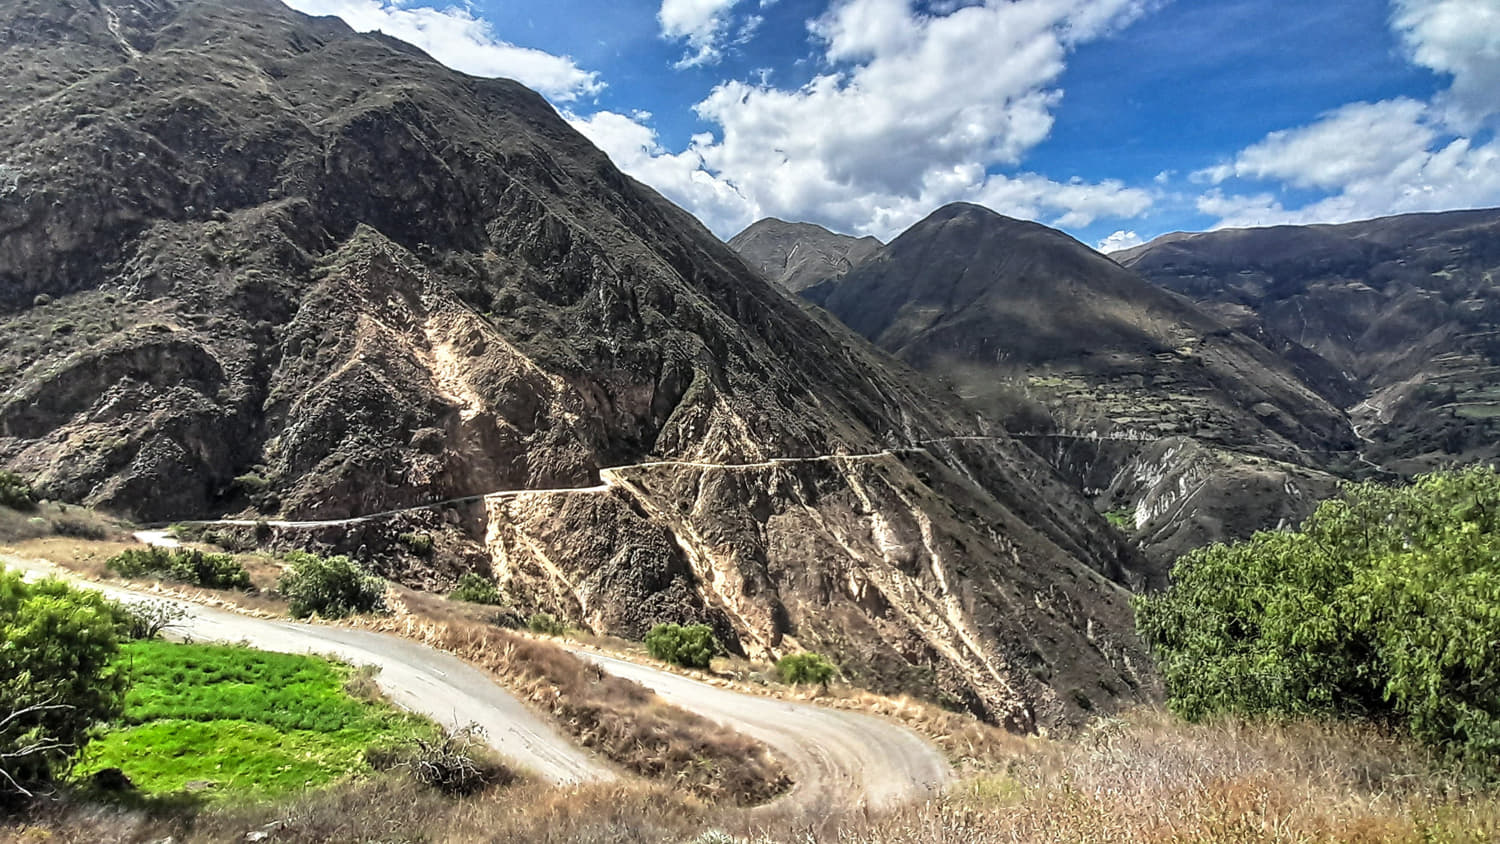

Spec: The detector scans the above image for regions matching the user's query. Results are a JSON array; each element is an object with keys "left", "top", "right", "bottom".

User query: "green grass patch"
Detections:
[{"left": 76, "top": 641, "right": 434, "bottom": 800}]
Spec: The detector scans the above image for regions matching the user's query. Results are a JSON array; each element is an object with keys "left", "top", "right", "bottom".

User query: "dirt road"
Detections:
[
  {"left": 1, "top": 553, "right": 615, "bottom": 786},
  {"left": 3, "top": 552, "right": 954, "bottom": 811},
  {"left": 572, "top": 649, "right": 953, "bottom": 814}
]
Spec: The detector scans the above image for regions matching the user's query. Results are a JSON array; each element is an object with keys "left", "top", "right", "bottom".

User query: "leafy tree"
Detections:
[
  {"left": 645, "top": 623, "right": 719, "bottom": 670},
  {"left": 0, "top": 568, "right": 128, "bottom": 797},
  {"left": 775, "top": 652, "right": 836, "bottom": 685},
  {"left": 449, "top": 572, "right": 503, "bottom": 606},
  {"left": 1135, "top": 466, "right": 1500, "bottom": 769},
  {"left": 278, "top": 552, "right": 387, "bottom": 619}
]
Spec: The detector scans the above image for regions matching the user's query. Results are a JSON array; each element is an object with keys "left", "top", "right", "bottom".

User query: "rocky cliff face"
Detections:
[
  {"left": 1117, "top": 209, "right": 1500, "bottom": 473},
  {"left": 755, "top": 204, "right": 1356, "bottom": 566},
  {"left": 729, "top": 219, "right": 883, "bottom": 293},
  {"left": 0, "top": 0, "right": 1158, "bottom": 728}
]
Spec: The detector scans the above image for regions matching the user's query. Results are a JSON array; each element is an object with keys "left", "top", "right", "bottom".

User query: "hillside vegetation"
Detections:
[
  {"left": 78, "top": 641, "right": 433, "bottom": 799},
  {"left": 1137, "top": 466, "right": 1500, "bottom": 773}
]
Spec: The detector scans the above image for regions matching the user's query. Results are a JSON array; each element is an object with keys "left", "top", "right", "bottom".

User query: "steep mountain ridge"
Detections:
[
  {"left": 729, "top": 218, "right": 882, "bottom": 292},
  {"left": 1118, "top": 209, "right": 1500, "bottom": 471},
  {"left": 742, "top": 204, "right": 1356, "bottom": 564},
  {"left": 0, "top": 0, "right": 1156, "bottom": 728}
]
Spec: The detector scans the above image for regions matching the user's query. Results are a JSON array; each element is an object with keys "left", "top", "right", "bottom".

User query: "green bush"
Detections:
[
  {"left": 278, "top": 551, "right": 387, "bottom": 619},
  {"left": 775, "top": 652, "right": 836, "bottom": 685},
  {"left": 0, "top": 470, "right": 37, "bottom": 512},
  {"left": 526, "top": 613, "right": 568, "bottom": 636},
  {"left": 105, "top": 546, "right": 251, "bottom": 590},
  {"left": 1135, "top": 467, "right": 1500, "bottom": 770},
  {"left": 644, "top": 623, "right": 719, "bottom": 670},
  {"left": 399, "top": 532, "right": 435, "bottom": 557},
  {"left": 0, "top": 567, "right": 128, "bottom": 797},
  {"left": 449, "top": 572, "right": 502, "bottom": 606}
]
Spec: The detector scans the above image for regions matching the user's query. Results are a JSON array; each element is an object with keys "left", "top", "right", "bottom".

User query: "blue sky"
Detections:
[{"left": 285, "top": 0, "right": 1500, "bottom": 250}]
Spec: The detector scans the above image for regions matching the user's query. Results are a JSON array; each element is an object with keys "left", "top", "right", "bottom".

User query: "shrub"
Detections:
[
  {"left": 0, "top": 568, "right": 128, "bottom": 798},
  {"left": 408, "top": 724, "right": 511, "bottom": 795},
  {"left": 1135, "top": 466, "right": 1500, "bottom": 770},
  {"left": 0, "top": 471, "right": 37, "bottom": 512},
  {"left": 105, "top": 546, "right": 251, "bottom": 590},
  {"left": 279, "top": 551, "right": 387, "bottom": 619},
  {"left": 526, "top": 613, "right": 568, "bottom": 636},
  {"left": 119, "top": 600, "right": 189, "bottom": 640},
  {"left": 449, "top": 572, "right": 502, "bottom": 605},
  {"left": 51, "top": 514, "right": 108, "bottom": 540},
  {"left": 399, "top": 532, "right": 435, "bottom": 557},
  {"left": 232, "top": 472, "right": 271, "bottom": 495},
  {"left": 645, "top": 623, "right": 719, "bottom": 670},
  {"left": 775, "top": 652, "right": 836, "bottom": 685}
]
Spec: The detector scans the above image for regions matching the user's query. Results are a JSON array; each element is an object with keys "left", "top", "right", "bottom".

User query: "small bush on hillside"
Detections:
[
  {"left": 526, "top": 613, "right": 567, "bottom": 636},
  {"left": 399, "top": 532, "right": 435, "bottom": 557},
  {"left": 106, "top": 546, "right": 251, "bottom": 590},
  {"left": 0, "top": 471, "right": 37, "bottom": 512},
  {"left": 449, "top": 572, "right": 502, "bottom": 606},
  {"left": 279, "top": 552, "right": 387, "bottom": 619},
  {"left": 1135, "top": 466, "right": 1500, "bottom": 771},
  {"left": 645, "top": 623, "right": 719, "bottom": 670},
  {"left": 775, "top": 652, "right": 836, "bottom": 685},
  {"left": 1, "top": 567, "right": 128, "bottom": 798}
]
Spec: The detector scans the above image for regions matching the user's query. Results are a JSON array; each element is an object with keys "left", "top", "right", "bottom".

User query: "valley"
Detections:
[{"left": 1, "top": 0, "right": 1498, "bottom": 840}]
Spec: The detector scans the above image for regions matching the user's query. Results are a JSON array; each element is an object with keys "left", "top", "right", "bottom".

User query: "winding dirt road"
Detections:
[
  {"left": 1, "top": 553, "right": 614, "bottom": 785},
  {"left": 1, "top": 552, "right": 953, "bottom": 811},
  {"left": 573, "top": 649, "right": 953, "bottom": 815}
]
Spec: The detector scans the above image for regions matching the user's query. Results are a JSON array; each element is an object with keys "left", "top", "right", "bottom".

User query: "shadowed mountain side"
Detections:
[
  {"left": 758, "top": 205, "right": 1356, "bottom": 564},
  {"left": 1117, "top": 209, "right": 1500, "bottom": 473}
]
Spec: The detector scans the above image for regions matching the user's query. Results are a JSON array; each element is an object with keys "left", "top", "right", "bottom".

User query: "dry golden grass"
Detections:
[
  {"left": 837, "top": 710, "right": 1500, "bottom": 844},
  {"left": 351, "top": 610, "right": 792, "bottom": 806},
  {"left": 10, "top": 711, "right": 1496, "bottom": 843}
]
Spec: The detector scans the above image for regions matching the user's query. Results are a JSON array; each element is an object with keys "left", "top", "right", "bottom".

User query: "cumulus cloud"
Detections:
[
  {"left": 1097, "top": 229, "right": 1144, "bottom": 253},
  {"left": 1391, "top": 0, "right": 1500, "bottom": 128},
  {"left": 566, "top": 109, "right": 757, "bottom": 235},
  {"left": 281, "top": 0, "right": 602, "bottom": 101},
  {"left": 659, "top": 0, "right": 746, "bottom": 67},
  {"left": 618, "top": 0, "right": 1159, "bottom": 239},
  {"left": 1194, "top": 0, "right": 1500, "bottom": 229}
]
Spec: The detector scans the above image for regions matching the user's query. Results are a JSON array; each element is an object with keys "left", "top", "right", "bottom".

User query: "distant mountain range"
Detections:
[
  {"left": 733, "top": 205, "right": 1500, "bottom": 564},
  {"left": 1117, "top": 209, "right": 1500, "bottom": 473}
]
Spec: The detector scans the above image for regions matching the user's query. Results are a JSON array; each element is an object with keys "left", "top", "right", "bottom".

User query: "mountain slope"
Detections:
[
  {"left": 785, "top": 204, "right": 1356, "bottom": 564},
  {"left": 1117, "top": 209, "right": 1500, "bottom": 471},
  {"left": 0, "top": 0, "right": 1156, "bottom": 728},
  {"left": 729, "top": 218, "right": 882, "bottom": 292}
]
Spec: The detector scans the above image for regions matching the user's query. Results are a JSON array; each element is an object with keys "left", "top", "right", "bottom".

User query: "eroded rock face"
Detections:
[{"left": 0, "top": 0, "right": 1161, "bottom": 726}]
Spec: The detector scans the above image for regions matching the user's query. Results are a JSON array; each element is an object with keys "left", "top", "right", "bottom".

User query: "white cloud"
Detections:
[
  {"left": 1096, "top": 229, "right": 1144, "bottom": 253},
  {"left": 1194, "top": 0, "right": 1500, "bottom": 230},
  {"left": 643, "top": 0, "right": 1156, "bottom": 238},
  {"left": 659, "top": 0, "right": 745, "bottom": 67},
  {"left": 1391, "top": 0, "right": 1500, "bottom": 128},
  {"left": 281, "top": 0, "right": 602, "bottom": 101},
  {"left": 566, "top": 110, "right": 757, "bottom": 236}
]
